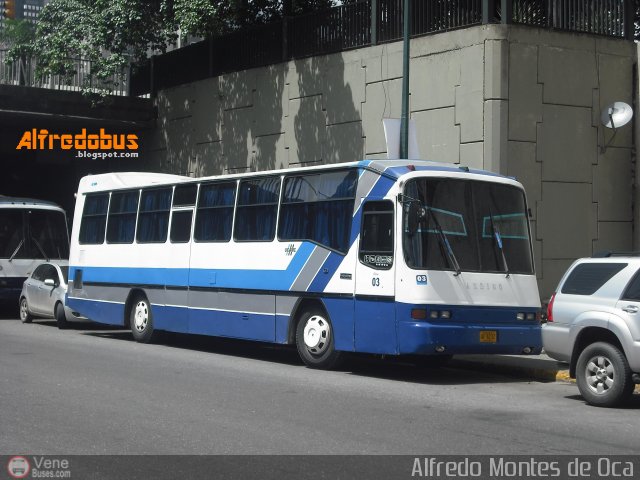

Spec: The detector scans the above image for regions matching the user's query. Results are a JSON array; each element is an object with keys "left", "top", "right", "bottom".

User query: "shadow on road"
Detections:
[
  {"left": 0, "top": 302, "right": 18, "bottom": 320},
  {"left": 79, "top": 327, "right": 527, "bottom": 386},
  {"left": 1, "top": 300, "right": 548, "bottom": 387},
  {"left": 565, "top": 393, "right": 640, "bottom": 410}
]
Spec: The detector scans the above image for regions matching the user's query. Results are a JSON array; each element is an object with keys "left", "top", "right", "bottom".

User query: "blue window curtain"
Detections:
[
  {"left": 106, "top": 191, "right": 139, "bottom": 244},
  {"left": 279, "top": 170, "right": 357, "bottom": 253},
  {"left": 79, "top": 193, "right": 109, "bottom": 245},
  {"left": 137, "top": 188, "right": 172, "bottom": 243},
  {"left": 194, "top": 182, "right": 236, "bottom": 242},
  {"left": 235, "top": 177, "right": 281, "bottom": 242}
]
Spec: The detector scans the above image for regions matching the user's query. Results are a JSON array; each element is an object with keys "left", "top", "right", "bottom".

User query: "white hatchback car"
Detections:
[
  {"left": 543, "top": 254, "right": 640, "bottom": 407},
  {"left": 19, "top": 262, "right": 87, "bottom": 329}
]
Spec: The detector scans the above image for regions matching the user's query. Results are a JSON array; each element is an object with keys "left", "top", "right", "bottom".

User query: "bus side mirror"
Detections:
[
  {"left": 407, "top": 204, "right": 427, "bottom": 236},
  {"left": 407, "top": 203, "right": 419, "bottom": 236}
]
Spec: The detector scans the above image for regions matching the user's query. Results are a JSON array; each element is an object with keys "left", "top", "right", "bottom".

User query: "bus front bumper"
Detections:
[{"left": 398, "top": 320, "right": 542, "bottom": 356}]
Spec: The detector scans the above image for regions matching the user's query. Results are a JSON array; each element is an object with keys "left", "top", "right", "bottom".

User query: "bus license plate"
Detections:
[{"left": 479, "top": 330, "right": 497, "bottom": 343}]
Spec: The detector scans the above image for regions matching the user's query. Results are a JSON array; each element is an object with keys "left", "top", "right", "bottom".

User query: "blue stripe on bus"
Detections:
[
  {"left": 65, "top": 297, "right": 126, "bottom": 327},
  {"left": 69, "top": 241, "right": 316, "bottom": 291}
]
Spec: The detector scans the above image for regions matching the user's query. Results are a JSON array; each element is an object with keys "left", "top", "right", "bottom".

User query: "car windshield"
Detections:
[
  {"left": 0, "top": 208, "right": 69, "bottom": 259},
  {"left": 402, "top": 178, "right": 534, "bottom": 274},
  {"left": 60, "top": 266, "right": 69, "bottom": 283}
]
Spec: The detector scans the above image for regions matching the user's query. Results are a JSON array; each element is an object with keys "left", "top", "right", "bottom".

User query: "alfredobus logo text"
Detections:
[{"left": 16, "top": 129, "right": 138, "bottom": 150}]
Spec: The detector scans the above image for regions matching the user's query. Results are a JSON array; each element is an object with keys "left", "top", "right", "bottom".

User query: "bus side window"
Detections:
[
  {"left": 137, "top": 188, "right": 172, "bottom": 244},
  {"left": 359, "top": 201, "right": 394, "bottom": 270},
  {"left": 106, "top": 190, "right": 139, "bottom": 244},
  {"left": 279, "top": 170, "right": 357, "bottom": 253},
  {"left": 171, "top": 211, "right": 193, "bottom": 243},
  {"left": 79, "top": 193, "right": 109, "bottom": 245},
  {"left": 194, "top": 182, "right": 236, "bottom": 242},
  {"left": 235, "top": 177, "right": 280, "bottom": 242}
]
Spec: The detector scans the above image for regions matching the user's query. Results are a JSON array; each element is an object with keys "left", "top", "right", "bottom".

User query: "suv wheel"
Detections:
[{"left": 576, "top": 342, "right": 634, "bottom": 407}]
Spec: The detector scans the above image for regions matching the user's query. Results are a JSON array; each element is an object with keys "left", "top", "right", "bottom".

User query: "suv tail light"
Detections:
[{"left": 546, "top": 293, "right": 556, "bottom": 322}]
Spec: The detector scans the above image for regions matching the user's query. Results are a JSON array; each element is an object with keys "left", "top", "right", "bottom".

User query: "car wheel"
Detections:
[
  {"left": 129, "top": 294, "right": 158, "bottom": 343},
  {"left": 55, "top": 302, "right": 69, "bottom": 330},
  {"left": 295, "top": 307, "right": 343, "bottom": 369},
  {"left": 576, "top": 342, "right": 634, "bottom": 408},
  {"left": 19, "top": 297, "right": 32, "bottom": 324}
]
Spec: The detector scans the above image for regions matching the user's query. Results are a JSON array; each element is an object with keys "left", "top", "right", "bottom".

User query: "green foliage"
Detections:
[
  {"left": 0, "top": 18, "right": 36, "bottom": 59},
  {"left": 5, "top": 0, "right": 176, "bottom": 95},
  {"left": 4, "top": 0, "right": 341, "bottom": 95}
]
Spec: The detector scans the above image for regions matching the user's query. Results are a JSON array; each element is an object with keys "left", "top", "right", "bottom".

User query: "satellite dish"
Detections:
[
  {"left": 600, "top": 102, "right": 633, "bottom": 129},
  {"left": 600, "top": 102, "right": 633, "bottom": 153}
]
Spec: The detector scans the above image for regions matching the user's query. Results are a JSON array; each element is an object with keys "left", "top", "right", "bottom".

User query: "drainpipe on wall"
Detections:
[{"left": 633, "top": 47, "right": 640, "bottom": 250}]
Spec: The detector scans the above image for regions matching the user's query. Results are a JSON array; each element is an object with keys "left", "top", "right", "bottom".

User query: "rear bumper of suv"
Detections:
[{"left": 541, "top": 323, "right": 572, "bottom": 363}]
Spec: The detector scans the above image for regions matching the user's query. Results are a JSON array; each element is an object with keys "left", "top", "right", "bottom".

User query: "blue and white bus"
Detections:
[
  {"left": 67, "top": 160, "right": 542, "bottom": 368},
  {"left": 1, "top": 196, "right": 69, "bottom": 303}
]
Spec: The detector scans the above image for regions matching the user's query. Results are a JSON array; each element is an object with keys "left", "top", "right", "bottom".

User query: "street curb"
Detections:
[
  {"left": 451, "top": 358, "right": 640, "bottom": 392},
  {"left": 449, "top": 357, "right": 570, "bottom": 383}
]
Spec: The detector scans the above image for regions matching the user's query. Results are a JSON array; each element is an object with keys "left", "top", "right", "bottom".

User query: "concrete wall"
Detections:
[{"left": 144, "top": 24, "right": 637, "bottom": 300}]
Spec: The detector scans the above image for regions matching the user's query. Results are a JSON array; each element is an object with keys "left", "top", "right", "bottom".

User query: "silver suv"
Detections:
[{"left": 542, "top": 254, "right": 640, "bottom": 407}]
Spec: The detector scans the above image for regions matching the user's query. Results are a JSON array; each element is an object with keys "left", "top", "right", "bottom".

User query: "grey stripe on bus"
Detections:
[
  {"left": 290, "top": 247, "right": 331, "bottom": 292},
  {"left": 77, "top": 284, "right": 299, "bottom": 317}
]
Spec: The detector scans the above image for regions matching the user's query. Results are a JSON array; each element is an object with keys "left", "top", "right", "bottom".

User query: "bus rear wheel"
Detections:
[
  {"left": 129, "top": 294, "right": 158, "bottom": 343},
  {"left": 295, "top": 307, "right": 343, "bottom": 369}
]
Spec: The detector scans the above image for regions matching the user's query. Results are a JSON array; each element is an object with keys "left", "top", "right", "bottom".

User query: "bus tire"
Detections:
[
  {"left": 129, "top": 294, "right": 158, "bottom": 343},
  {"left": 19, "top": 297, "right": 32, "bottom": 324},
  {"left": 295, "top": 307, "right": 343, "bottom": 369},
  {"left": 55, "top": 302, "right": 69, "bottom": 330}
]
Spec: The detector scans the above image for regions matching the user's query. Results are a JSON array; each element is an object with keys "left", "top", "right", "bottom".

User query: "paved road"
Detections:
[{"left": 1, "top": 312, "right": 639, "bottom": 456}]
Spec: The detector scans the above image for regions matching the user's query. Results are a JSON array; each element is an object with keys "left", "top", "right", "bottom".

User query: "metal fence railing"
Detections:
[
  {"left": 0, "top": 49, "right": 129, "bottom": 96},
  {"left": 2, "top": 0, "right": 633, "bottom": 96}
]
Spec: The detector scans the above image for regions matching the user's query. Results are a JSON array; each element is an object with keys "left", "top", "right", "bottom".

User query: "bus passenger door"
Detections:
[
  {"left": 159, "top": 185, "right": 197, "bottom": 333},
  {"left": 354, "top": 200, "right": 397, "bottom": 354}
]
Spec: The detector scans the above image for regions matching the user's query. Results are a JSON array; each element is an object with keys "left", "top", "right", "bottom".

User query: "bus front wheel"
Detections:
[
  {"left": 129, "top": 294, "right": 158, "bottom": 343},
  {"left": 295, "top": 308, "right": 343, "bottom": 369}
]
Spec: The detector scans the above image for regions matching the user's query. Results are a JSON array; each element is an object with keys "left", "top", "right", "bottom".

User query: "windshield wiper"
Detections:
[
  {"left": 8, "top": 239, "right": 24, "bottom": 262},
  {"left": 489, "top": 211, "right": 510, "bottom": 278},
  {"left": 31, "top": 237, "right": 49, "bottom": 261},
  {"left": 428, "top": 207, "right": 462, "bottom": 276}
]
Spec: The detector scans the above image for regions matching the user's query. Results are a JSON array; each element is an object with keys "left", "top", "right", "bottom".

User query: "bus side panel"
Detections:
[
  {"left": 153, "top": 304, "right": 189, "bottom": 333},
  {"left": 188, "top": 290, "right": 276, "bottom": 342},
  {"left": 322, "top": 297, "right": 355, "bottom": 352},
  {"left": 275, "top": 295, "right": 299, "bottom": 344},
  {"left": 66, "top": 297, "right": 125, "bottom": 327},
  {"left": 354, "top": 298, "right": 398, "bottom": 354},
  {"left": 154, "top": 286, "right": 189, "bottom": 333}
]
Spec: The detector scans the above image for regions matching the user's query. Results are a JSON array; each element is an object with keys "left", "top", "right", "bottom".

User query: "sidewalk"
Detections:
[{"left": 450, "top": 353, "right": 572, "bottom": 383}]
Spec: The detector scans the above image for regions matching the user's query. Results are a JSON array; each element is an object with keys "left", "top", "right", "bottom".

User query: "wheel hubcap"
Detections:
[
  {"left": 585, "top": 355, "right": 615, "bottom": 395},
  {"left": 20, "top": 301, "right": 27, "bottom": 320},
  {"left": 134, "top": 301, "right": 149, "bottom": 332},
  {"left": 303, "top": 315, "right": 330, "bottom": 355}
]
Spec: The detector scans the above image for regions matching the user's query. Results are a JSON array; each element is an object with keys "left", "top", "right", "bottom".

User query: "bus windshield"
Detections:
[
  {"left": 0, "top": 209, "right": 69, "bottom": 260},
  {"left": 402, "top": 178, "right": 534, "bottom": 274}
]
